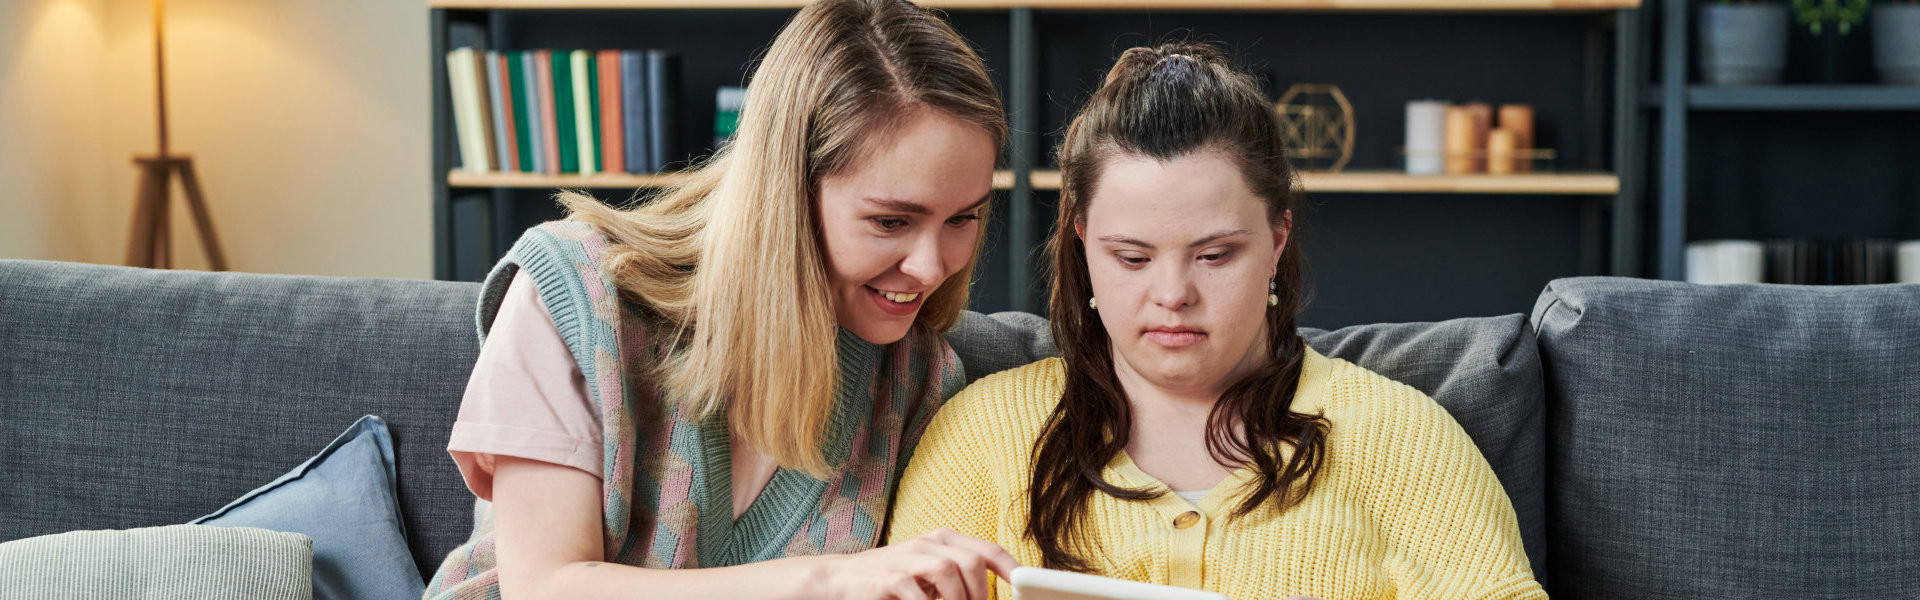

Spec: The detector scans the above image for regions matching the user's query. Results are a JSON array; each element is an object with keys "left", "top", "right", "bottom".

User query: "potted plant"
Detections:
[
  {"left": 1791, "top": 0, "right": 1871, "bottom": 82},
  {"left": 1700, "top": 0, "right": 1792, "bottom": 85},
  {"left": 1876, "top": 0, "right": 1920, "bottom": 83}
]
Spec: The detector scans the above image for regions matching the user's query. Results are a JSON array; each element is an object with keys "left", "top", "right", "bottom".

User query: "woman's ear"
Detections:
[
  {"left": 1074, "top": 219, "right": 1086, "bottom": 241},
  {"left": 1272, "top": 209, "right": 1293, "bottom": 262}
]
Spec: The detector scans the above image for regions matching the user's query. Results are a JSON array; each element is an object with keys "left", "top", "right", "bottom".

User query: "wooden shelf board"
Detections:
[
  {"left": 1029, "top": 169, "right": 1618, "bottom": 194},
  {"left": 450, "top": 169, "right": 1024, "bottom": 190},
  {"left": 429, "top": 0, "right": 1637, "bottom": 12},
  {"left": 453, "top": 169, "right": 1615, "bottom": 194}
]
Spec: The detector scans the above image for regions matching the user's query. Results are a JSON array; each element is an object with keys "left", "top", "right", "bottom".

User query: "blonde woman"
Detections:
[
  {"left": 426, "top": 1, "right": 1019, "bottom": 598},
  {"left": 889, "top": 42, "right": 1545, "bottom": 600}
]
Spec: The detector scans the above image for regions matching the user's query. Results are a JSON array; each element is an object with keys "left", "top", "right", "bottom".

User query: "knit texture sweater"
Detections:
[
  {"left": 888, "top": 348, "right": 1546, "bottom": 600},
  {"left": 425, "top": 221, "right": 965, "bottom": 598}
]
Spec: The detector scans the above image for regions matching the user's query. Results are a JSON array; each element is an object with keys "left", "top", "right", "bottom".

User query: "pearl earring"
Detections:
[
  {"left": 1089, "top": 296, "right": 1099, "bottom": 310},
  {"left": 1268, "top": 278, "right": 1279, "bottom": 307}
]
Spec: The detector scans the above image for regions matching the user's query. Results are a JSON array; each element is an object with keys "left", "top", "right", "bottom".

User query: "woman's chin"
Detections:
[{"left": 843, "top": 318, "right": 913, "bottom": 345}]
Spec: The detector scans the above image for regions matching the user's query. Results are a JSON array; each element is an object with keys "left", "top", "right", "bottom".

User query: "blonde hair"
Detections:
[{"left": 557, "top": 0, "right": 1006, "bottom": 476}]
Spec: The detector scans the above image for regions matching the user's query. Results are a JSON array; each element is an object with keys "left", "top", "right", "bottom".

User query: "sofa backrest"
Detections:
[
  {"left": 1, "top": 258, "right": 1553, "bottom": 585},
  {"left": 1531, "top": 277, "right": 1920, "bottom": 599},
  {"left": 0, "top": 260, "right": 482, "bottom": 580}
]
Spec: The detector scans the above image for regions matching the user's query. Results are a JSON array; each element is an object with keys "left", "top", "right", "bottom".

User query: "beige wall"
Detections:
[{"left": 0, "top": 0, "right": 431, "bottom": 279}]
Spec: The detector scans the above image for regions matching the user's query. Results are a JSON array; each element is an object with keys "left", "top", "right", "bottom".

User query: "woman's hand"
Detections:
[{"left": 810, "top": 528, "right": 1019, "bottom": 600}]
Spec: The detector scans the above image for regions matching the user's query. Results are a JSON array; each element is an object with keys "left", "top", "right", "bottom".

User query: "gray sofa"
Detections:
[{"left": 3, "top": 258, "right": 1916, "bottom": 599}]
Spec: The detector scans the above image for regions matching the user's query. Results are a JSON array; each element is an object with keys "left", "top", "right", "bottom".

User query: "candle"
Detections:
[
  {"left": 1487, "top": 128, "right": 1517, "bottom": 175},
  {"left": 1444, "top": 105, "right": 1478, "bottom": 174},
  {"left": 1464, "top": 102, "right": 1491, "bottom": 172},
  {"left": 1404, "top": 100, "right": 1447, "bottom": 175},
  {"left": 1899, "top": 241, "right": 1920, "bottom": 283},
  {"left": 1498, "top": 104, "right": 1534, "bottom": 173}
]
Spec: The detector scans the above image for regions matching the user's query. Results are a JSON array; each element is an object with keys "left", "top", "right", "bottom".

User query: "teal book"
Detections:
[
  {"left": 552, "top": 50, "right": 579, "bottom": 174},
  {"left": 508, "top": 51, "right": 533, "bottom": 172}
]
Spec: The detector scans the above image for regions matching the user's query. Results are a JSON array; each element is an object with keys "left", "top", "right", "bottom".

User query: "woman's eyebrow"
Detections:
[
  {"left": 864, "top": 194, "right": 991, "bottom": 216},
  {"left": 1096, "top": 229, "right": 1251, "bottom": 250}
]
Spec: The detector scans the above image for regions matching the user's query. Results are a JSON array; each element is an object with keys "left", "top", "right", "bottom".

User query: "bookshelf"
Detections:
[
  {"left": 1642, "top": 0, "right": 1920, "bottom": 281},
  {"left": 428, "top": 0, "right": 1636, "bottom": 11},
  {"left": 432, "top": 0, "right": 1645, "bottom": 325}
]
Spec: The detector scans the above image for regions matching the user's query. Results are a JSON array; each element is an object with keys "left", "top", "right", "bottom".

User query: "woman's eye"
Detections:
[
  {"left": 1200, "top": 250, "right": 1233, "bottom": 264},
  {"left": 872, "top": 217, "right": 908, "bottom": 232},
  {"left": 946, "top": 213, "right": 981, "bottom": 227},
  {"left": 1117, "top": 254, "right": 1148, "bottom": 267}
]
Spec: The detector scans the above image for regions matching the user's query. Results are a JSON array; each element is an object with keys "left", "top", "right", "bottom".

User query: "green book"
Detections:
[
  {"left": 552, "top": 50, "right": 578, "bottom": 174},
  {"left": 586, "top": 52, "right": 603, "bottom": 173},
  {"left": 508, "top": 51, "right": 533, "bottom": 172}
]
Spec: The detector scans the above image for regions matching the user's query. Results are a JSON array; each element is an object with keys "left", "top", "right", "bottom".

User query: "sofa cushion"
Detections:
[
  {"left": 1303, "top": 315, "right": 1548, "bottom": 581},
  {"left": 1530, "top": 277, "right": 1920, "bottom": 598},
  {"left": 0, "top": 524, "right": 313, "bottom": 599},
  {"left": 195, "top": 416, "right": 423, "bottom": 600},
  {"left": 0, "top": 260, "right": 481, "bottom": 579}
]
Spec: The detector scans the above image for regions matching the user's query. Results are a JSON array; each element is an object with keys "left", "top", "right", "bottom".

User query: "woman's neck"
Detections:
[{"left": 1111, "top": 340, "right": 1274, "bottom": 492}]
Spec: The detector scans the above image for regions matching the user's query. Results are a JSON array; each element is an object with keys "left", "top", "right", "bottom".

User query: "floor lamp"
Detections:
[{"left": 127, "top": 0, "right": 227, "bottom": 271}]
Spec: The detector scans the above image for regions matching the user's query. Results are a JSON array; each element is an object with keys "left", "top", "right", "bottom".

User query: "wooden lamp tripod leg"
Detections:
[
  {"left": 174, "top": 158, "right": 228, "bottom": 272},
  {"left": 126, "top": 157, "right": 169, "bottom": 268}
]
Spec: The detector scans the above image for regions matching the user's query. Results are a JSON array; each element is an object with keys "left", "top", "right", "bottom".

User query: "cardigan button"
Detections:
[{"left": 1173, "top": 511, "right": 1201, "bottom": 529}]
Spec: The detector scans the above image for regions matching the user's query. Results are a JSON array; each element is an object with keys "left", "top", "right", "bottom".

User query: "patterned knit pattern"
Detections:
[
  {"left": 888, "top": 348, "right": 1547, "bottom": 600},
  {"left": 425, "top": 221, "right": 965, "bottom": 599}
]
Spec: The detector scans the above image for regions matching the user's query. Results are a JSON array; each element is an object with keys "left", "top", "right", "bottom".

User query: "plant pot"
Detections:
[
  {"left": 1875, "top": 4, "right": 1920, "bottom": 84},
  {"left": 1699, "top": 3, "right": 1791, "bottom": 85},
  {"left": 1788, "top": 0, "right": 1872, "bottom": 83}
]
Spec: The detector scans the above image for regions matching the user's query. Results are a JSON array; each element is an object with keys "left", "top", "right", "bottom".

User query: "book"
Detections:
[
  {"left": 520, "top": 51, "right": 546, "bottom": 174},
  {"left": 471, "top": 49, "right": 499, "bottom": 172},
  {"left": 508, "top": 51, "right": 534, "bottom": 173},
  {"left": 486, "top": 51, "right": 517, "bottom": 173},
  {"left": 570, "top": 49, "right": 597, "bottom": 176},
  {"left": 553, "top": 50, "right": 578, "bottom": 174},
  {"left": 597, "top": 49, "right": 625, "bottom": 174},
  {"left": 445, "top": 48, "right": 490, "bottom": 173},
  {"left": 620, "top": 50, "right": 650, "bottom": 174},
  {"left": 644, "top": 50, "right": 682, "bottom": 173},
  {"left": 535, "top": 50, "right": 560, "bottom": 175}
]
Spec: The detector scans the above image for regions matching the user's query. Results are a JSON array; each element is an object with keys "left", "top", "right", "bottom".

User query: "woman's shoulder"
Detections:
[
  {"left": 923, "top": 357, "right": 1066, "bottom": 447},
  {"left": 1318, "top": 356, "right": 1456, "bottom": 432}
]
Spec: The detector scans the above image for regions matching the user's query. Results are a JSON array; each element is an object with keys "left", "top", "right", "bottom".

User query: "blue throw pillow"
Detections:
[{"left": 195, "top": 415, "right": 424, "bottom": 600}]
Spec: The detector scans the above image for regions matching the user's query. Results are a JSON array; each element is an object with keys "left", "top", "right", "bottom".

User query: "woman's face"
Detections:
[
  {"left": 1077, "top": 149, "right": 1290, "bottom": 399},
  {"left": 817, "top": 108, "right": 996, "bottom": 345}
]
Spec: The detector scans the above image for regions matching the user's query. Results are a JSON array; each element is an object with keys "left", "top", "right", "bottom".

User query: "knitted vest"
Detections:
[{"left": 424, "top": 221, "right": 964, "bottom": 598}]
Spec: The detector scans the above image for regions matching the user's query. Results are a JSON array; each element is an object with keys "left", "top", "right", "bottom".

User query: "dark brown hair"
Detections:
[{"left": 1027, "top": 41, "right": 1329, "bottom": 571}]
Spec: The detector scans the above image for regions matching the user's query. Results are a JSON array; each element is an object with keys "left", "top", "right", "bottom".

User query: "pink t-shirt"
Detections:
[{"left": 447, "top": 270, "right": 600, "bottom": 502}]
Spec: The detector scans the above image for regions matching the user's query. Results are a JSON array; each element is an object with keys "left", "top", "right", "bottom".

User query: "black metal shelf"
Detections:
[
  {"left": 1641, "top": 85, "right": 1920, "bottom": 111},
  {"left": 431, "top": 5, "right": 1646, "bottom": 323}
]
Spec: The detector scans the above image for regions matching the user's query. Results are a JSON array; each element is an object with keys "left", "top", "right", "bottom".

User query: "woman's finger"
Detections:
[
  {"left": 919, "top": 540, "right": 990, "bottom": 600},
  {"left": 908, "top": 551, "right": 969, "bottom": 600},
  {"left": 926, "top": 529, "right": 1020, "bottom": 580}
]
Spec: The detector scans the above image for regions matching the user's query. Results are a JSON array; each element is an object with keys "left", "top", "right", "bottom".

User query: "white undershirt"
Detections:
[{"left": 1174, "top": 490, "right": 1209, "bottom": 505}]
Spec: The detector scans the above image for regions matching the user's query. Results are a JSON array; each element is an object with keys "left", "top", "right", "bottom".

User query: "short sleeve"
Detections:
[{"left": 447, "top": 270, "right": 603, "bottom": 501}]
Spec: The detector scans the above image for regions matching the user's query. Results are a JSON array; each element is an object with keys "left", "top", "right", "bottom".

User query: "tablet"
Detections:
[{"left": 1009, "top": 566, "right": 1229, "bottom": 600}]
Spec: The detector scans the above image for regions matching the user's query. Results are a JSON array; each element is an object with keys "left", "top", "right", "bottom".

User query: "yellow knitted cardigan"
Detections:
[{"left": 887, "top": 348, "right": 1546, "bottom": 600}]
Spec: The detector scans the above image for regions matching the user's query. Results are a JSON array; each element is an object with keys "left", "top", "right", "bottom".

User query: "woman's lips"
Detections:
[
  {"left": 1142, "top": 327, "right": 1206, "bottom": 348},
  {"left": 866, "top": 285, "right": 927, "bottom": 317}
]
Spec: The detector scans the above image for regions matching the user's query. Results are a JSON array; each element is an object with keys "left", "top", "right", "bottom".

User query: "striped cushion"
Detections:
[{"left": 0, "top": 524, "right": 312, "bottom": 599}]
